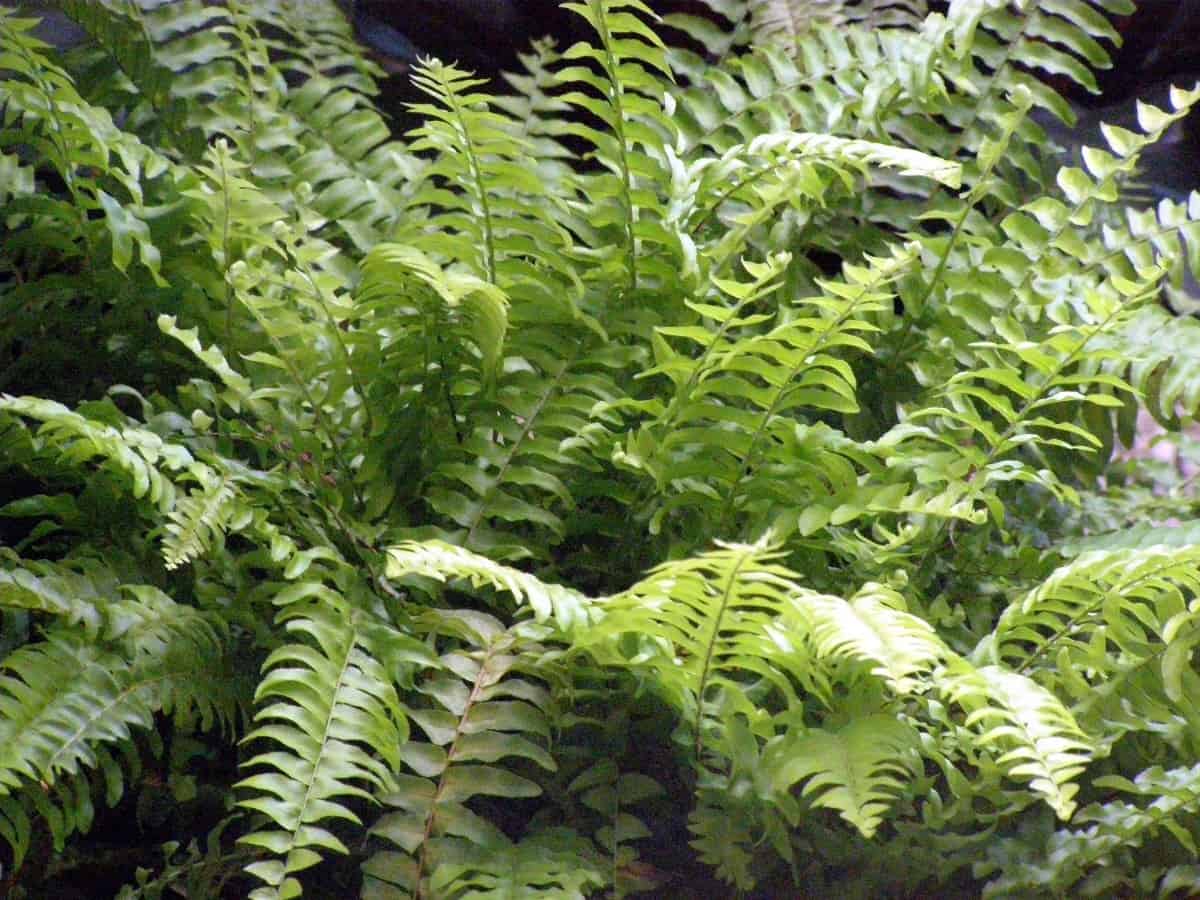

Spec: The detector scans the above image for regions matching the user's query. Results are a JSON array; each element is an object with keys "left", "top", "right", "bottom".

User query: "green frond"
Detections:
[
  {"left": 157, "top": 315, "right": 253, "bottom": 411},
  {"left": 359, "top": 244, "right": 509, "bottom": 388},
  {"left": 402, "top": 58, "right": 572, "bottom": 287},
  {"left": 0, "top": 9, "right": 170, "bottom": 281},
  {"left": 612, "top": 243, "right": 921, "bottom": 539},
  {"left": 990, "top": 546, "right": 1200, "bottom": 673},
  {"left": 425, "top": 827, "right": 606, "bottom": 899},
  {"left": 237, "top": 584, "right": 409, "bottom": 899},
  {"left": 1059, "top": 519, "right": 1200, "bottom": 556},
  {"left": 941, "top": 660, "right": 1093, "bottom": 820},
  {"left": 0, "top": 395, "right": 189, "bottom": 511},
  {"left": 687, "top": 795, "right": 760, "bottom": 890},
  {"left": 980, "top": 762, "right": 1200, "bottom": 898},
  {"left": 385, "top": 541, "right": 595, "bottom": 631},
  {"left": 1100, "top": 283, "right": 1200, "bottom": 429},
  {"left": 769, "top": 713, "right": 919, "bottom": 838},
  {"left": 0, "top": 553, "right": 113, "bottom": 634},
  {"left": 559, "top": 0, "right": 675, "bottom": 294},
  {"left": 364, "top": 611, "right": 558, "bottom": 900},
  {"left": 575, "top": 536, "right": 812, "bottom": 758},
  {"left": 938, "top": 0, "right": 1129, "bottom": 190},
  {"left": 985, "top": 545, "right": 1200, "bottom": 753},
  {"left": 163, "top": 466, "right": 245, "bottom": 570},
  {"left": 0, "top": 589, "right": 233, "bottom": 864},
  {"left": 565, "top": 761, "right": 665, "bottom": 897},
  {"left": 800, "top": 582, "right": 947, "bottom": 694},
  {"left": 9, "top": 0, "right": 1200, "bottom": 894}
]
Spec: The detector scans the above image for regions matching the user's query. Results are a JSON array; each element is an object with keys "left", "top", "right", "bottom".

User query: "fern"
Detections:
[
  {"left": 363, "top": 610, "right": 560, "bottom": 900},
  {"left": 770, "top": 713, "right": 920, "bottom": 838},
  {"left": 237, "top": 580, "right": 409, "bottom": 900},
  {"left": 7, "top": 0, "right": 1200, "bottom": 895}
]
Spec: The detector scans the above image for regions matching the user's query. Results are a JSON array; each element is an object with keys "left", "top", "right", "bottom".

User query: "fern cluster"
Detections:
[{"left": 4, "top": 0, "right": 1200, "bottom": 896}]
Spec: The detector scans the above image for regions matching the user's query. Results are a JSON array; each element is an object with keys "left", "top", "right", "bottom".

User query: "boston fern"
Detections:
[{"left": 4, "top": 0, "right": 1200, "bottom": 896}]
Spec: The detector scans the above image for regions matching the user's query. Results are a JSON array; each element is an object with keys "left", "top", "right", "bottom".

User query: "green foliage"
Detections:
[{"left": 4, "top": 0, "right": 1200, "bottom": 897}]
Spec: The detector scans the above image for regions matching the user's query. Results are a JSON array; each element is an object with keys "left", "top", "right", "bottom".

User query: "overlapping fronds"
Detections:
[
  {"left": 9, "top": 0, "right": 1200, "bottom": 896},
  {"left": 0, "top": 585, "right": 234, "bottom": 867}
]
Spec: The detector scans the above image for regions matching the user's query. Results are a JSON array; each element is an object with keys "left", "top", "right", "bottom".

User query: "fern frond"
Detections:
[
  {"left": 687, "top": 794, "right": 760, "bottom": 890},
  {"left": 0, "top": 553, "right": 112, "bottom": 634},
  {"left": 163, "top": 467, "right": 244, "bottom": 570},
  {"left": 0, "top": 590, "right": 233, "bottom": 865},
  {"left": 612, "top": 243, "right": 922, "bottom": 540},
  {"left": 157, "top": 315, "right": 253, "bottom": 411},
  {"left": 402, "top": 58, "right": 571, "bottom": 288},
  {"left": 937, "top": 0, "right": 1127, "bottom": 191},
  {"left": 1059, "top": 519, "right": 1200, "bottom": 556},
  {"left": 941, "top": 660, "right": 1093, "bottom": 819},
  {"left": 769, "top": 713, "right": 919, "bottom": 838},
  {"left": 576, "top": 535, "right": 812, "bottom": 759},
  {"left": 237, "top": 582, "right": 409, "bottom": 899},
  {"left": 0, "top": 10, "right": 169, "bottom": 281},
  {"left": 385, "top": 540, "right": 595, "bottom": 631},
  {"left": 426, "top": 827, "right": 606, "bottom": 899},
  {"left": 364, "top": 611, "right": 558, "bottom": 900},
  {"left": 990, "top": 546, "right": 1200, "bottom": 673},
  {"left": 0, "top": 396, "right": 189, "bottom": 511},
  {"left": 559, "top": 0, "right": 675, "bottom": 294},
  {"left": 359, "top": 244, "right": 509, "bottom": 388},
  {"left": 750, "top": 0, "right": 927, "bottom": 47},
  {"left": 980, "top": 762, "right": 1200, "bottom": 898},
  {"left": 801, "top": 582, "right": 947, "bottom": 694}
]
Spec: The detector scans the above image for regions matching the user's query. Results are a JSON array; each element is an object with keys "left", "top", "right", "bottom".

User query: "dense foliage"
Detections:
[{"left": 3, "top": 0, "right": 1200, "bottom": 896}]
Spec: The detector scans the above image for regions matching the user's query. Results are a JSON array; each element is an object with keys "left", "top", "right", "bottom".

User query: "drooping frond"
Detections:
[
  {"left": 0, "top": 396, "right": 188, "bottom": 512},
  {"left": 985, "top": 545, "right": 1200, "bottom": 752},
  {"left": 940, "top": 660, "right": 1093, "bottom": 820},
  {"left": 384, "top": 540, "right": 596, "bottom": 630},
  {"left": 768, "top": 713, "right": 920, "bottom": 838}
]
